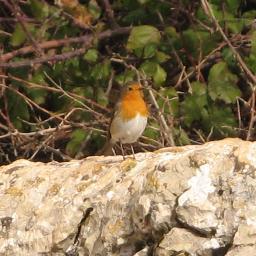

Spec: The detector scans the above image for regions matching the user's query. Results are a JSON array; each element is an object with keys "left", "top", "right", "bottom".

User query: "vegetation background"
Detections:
[{"left": 0, "top": 0, "right": 255, "bottom": 163}]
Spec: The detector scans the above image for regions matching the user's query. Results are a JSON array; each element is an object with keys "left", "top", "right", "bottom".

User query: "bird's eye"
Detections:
[{"left": 128, "top": 86, "right": 133, "bottom": 91}]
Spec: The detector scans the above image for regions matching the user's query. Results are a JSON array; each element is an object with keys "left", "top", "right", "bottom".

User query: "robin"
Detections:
[{"left": 102, "top": 81, "right": 149, "bottom": 157}]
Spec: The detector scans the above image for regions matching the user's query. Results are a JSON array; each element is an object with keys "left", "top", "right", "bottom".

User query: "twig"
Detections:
[
  {"left": 171, "top": 46, "right": 192, "bottom": 92},
  {"left": 246, "top": 90, "right": 256, "bottom": 140},
  {"left": 74, "top": 130, "right": 93, "bottom": 159},
  {"left": 0, "top": 48, "right": 86, "bottom": 68},
  {"left": 147, "top": 85, "right": 176, "bottom": 146},
  {"left": 0, "top": 124, "right": 105, "bottom": 139},
  {"left": 175, "top": 34, "right": 250, "bottom": 87},
  {"left": 43, "top": 72, "right": 105, "bottom": 120},
  {"left": 157, "top": 9, "right": 190, "bottom": 91},
  {"left": 0, "top": 17, "right": 36, "bottom": 23},
  {"left": 175, "top": 44, "right": 223, "bottom": 88},
  {"left": 106, "top": 69, "right": 115, "bottom": 96},
  {"left": 29, "top": 133, "right": 55, "bottom": 160},
  {"left": 193, "top": 129, "right": 206, "bottom": 143},
  {"left": 44, "top": 145, "right": 72, "bottom": 161},
  {"left": 236, "top": 97, "right": 242, "bottom": 131}
]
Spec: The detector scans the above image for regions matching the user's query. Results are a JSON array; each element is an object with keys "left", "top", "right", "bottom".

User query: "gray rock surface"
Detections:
[{"left": 0, "top": 138, "right": 256, "bottom": 255}]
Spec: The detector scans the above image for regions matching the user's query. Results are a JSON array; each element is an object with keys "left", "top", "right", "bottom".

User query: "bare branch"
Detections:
[{"left": 0, "top": 27, "right": 131, "bottom": 65}]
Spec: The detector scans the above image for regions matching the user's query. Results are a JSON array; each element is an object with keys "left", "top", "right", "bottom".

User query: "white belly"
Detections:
[{"left": 110, "top": 114, "right": 147, "bottom": 144}]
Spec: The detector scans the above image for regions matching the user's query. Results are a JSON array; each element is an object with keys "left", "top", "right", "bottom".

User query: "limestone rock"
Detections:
[
  {"left": 225, "top": 245, "right": 256, "bottom": 256},
  {"left": 155, "top": 227, "right": 222, "bottom": 256},
  {"left": 0, "top": 138, "right": 256, "bottom": 255}
]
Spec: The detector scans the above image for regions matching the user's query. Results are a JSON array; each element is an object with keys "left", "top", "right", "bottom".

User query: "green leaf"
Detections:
[
  {"left": 246, "top": 31, "right": 256, "bottom": 73},
  {"left": 138, "top": 0, "right": 150, "bottom": 4},
  {"left": 246, "top": 54, "right": 256, "bottom": 74},
  {"left": 209, "top": 4, "right": 244, "bottom": 33},
  {"left": 140, "top": 61, "right": 156, "bottom": 76},
  {"left": 143, "top": 43, "right": 157, "bottom": 58},
  {"left": 222, "top": 48, "right": 236, "bottom": 68},
  {"left": 143, "top": 121, "right": 160, "bottom": 140},
  {"left": 66, "top": 129, "right": 88, "bottom": 156},
  {"left": 173, "top": 127, "right": 190, "bottom": 145},
  {"left": 84, "top": 49, "right": 98, "bottom": 63},
  {"left": 83, "top": 86, "right": 94, "bottom": 98},
  {"left": 224, "top": 11, "right": 244, "bottom": 34},
  {"left": 242, "top": 10, "right": 256, "bottom": 27},
  {"left": 208, "top": 61, "right": 240, "bottom": 103},
  {"left": 30, "top": 0, "right": 49, "bottom": 19},
  {"left": 11, "top": 24, "right": 26, "bottom": 47},
  {"left": 158, "top": 87, "right": 179, "bottom": 116},
  {"left": 225, "top": 0, "right": 240, "bottom": 13},
  {"left": 201, "top": 105, "right": 237, "bottom": 136},
  {"left": 96, "top": 87, "right": 108, "bottom": 107},
  {"left": 27, "top": 88, "right": 47, "bottom": 105},
  {"left": 122, "top": 9, "right": 146, "bottom": 25},
  {"left": 31, "top": 71, "right": 45, "bottom": 84},
  {"left": 181, "top": 82, "right": 207, "bottom": 126},
  {"left": 115, "top": 70, "right": 136, "bottom": 85},
  {"left": 73, "top": 86, "right": 94, "bottom": 99},
  {"left": 91, "top": 60, "right": 111, "bottom": 80},
  {"left": 26, "top": 72, "right": 47, "bottom": 105},
  {"left": 140, "top": 61, "right": 166, "bottom": 86},
  {"left": 181, "top": 28, "right": 218, "bottom": 58},
  {"left": 251, "top": 31, "right": 256, "bottom": 56},
  {"left": 155, "top": 51, "right": 170, "bottom": 63},
  {"left": 127, "top": 25, "right": 161, "bottom": 51},
  {"left": 164, "top": 26, "right": 178, "bottom": 39},
  {"left": 88, "top": 0, "right": 101, "bottom": 19},
  {"left": 7, "top": 90, "right": 30, "bottom": 130},
  {"left": 153, "top": 64, "right": 167, "bottom": 86}
]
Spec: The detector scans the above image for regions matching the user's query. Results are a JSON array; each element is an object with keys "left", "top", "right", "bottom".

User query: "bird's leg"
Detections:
[
  {"left": 119, "top": 140, "right": 125, "bottom": 160},
  {"left": 130, "top": 144, "right": 135, "bottom": 159}
]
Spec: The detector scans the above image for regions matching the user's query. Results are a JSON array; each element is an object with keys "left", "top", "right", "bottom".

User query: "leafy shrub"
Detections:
[{"left": 0, "top": 0, "right": 255, "bottom": 163}]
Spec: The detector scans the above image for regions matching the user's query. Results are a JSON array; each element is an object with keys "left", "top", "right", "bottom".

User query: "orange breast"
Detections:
[{"left": 120, "top": 91, "right": 148, "bottom": 120}]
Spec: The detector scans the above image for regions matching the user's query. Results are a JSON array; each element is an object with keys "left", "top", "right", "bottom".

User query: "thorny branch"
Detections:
[
  {"left": 0, "top": 74, "right": 110, "bottom": 113},
  {"left": 0, "top": 71, "right": 110, "bottom": 163},
  {"left": 0, "top": 27, "right": 131, "bottom": 67},
  {"left": 201, "top": 0, "right": 256, "bottom": 85}
]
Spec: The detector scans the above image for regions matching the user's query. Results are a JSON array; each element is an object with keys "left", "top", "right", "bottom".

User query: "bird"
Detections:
[{"left": 102, "top": 81, "right": 149, "bottom": 157}]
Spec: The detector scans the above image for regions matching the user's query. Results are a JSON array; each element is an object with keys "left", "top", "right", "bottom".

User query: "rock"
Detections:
[
  {"left": 225, "top": 245, "right": 256, "bottom": 256},
  {"left": 233, "top": 223, "right": 256, "bottom": 246},
  {"left": 155, "top": 227, "right": 222, "bottom": 256},
  {"left": 0, "top": 138, "right": 256, "bottom": 255},
  {"left": 133, "top": 246, "right": 150, "bottom": 256},
  {"left": 224, "top": 223, "right": 256, "bottom": 256}
]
